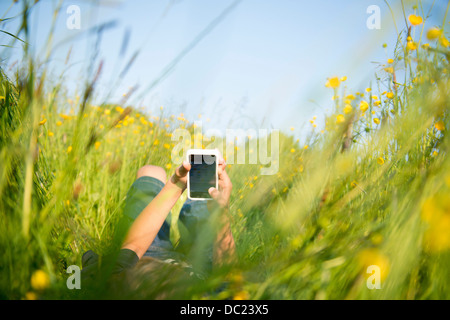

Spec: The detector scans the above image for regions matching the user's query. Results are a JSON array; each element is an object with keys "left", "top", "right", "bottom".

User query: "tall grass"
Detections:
[{"left": 0, "top": 1, "right": 449, "bottom": 299}]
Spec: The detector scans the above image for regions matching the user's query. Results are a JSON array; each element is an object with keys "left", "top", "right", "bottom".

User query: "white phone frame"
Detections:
[{"left": 186, "top": 149, "right": 219, "bottom": 201}]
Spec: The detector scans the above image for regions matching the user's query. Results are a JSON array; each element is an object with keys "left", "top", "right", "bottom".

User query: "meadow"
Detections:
[{"left": 0, "top": 2, "right": 450, "bottom": 299}]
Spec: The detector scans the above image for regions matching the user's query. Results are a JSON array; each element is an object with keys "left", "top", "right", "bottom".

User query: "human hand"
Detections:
[
  {"left": 207, "top": 158, "right": 232, "bottom": 210},
  {"left": 170, "top": 161, "right": 191, "bottom": 190}
]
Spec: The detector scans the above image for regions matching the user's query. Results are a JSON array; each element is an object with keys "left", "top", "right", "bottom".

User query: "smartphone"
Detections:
[{"left": 187, "top": 149, "right": 219, "bottom": 200}]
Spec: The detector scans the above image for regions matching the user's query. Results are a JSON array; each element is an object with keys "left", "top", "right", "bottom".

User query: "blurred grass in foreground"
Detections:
[{"left": 1, "top": 1, "right": 450, "bottom": 299}]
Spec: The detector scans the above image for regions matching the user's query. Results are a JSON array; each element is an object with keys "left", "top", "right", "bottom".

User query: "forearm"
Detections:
[
  {"left": 213, "top": 208, "right": 236, "bottom": 267},
  {"left": 122, "top": 180, "right": 183, "bottom": 259}
]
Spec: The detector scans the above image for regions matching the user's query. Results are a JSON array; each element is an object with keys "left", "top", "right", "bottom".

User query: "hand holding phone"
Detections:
[{"left": 187, "top": 149, "right": 219, "bottom": 200}]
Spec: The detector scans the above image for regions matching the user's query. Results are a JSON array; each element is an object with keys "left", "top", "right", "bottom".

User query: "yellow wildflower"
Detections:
[
  {"left": 377, "top": 157, "right": 385, "bottom": 165},
  {"left": 39, "top": 118, "right": 47, "bottom": 125},
  {"left": 31, "top": 270, "right": 50, "bottom": 291},
  {"left": 435, "top": 120, "right": 445, "bottom": 131},
  {"left": 374, "top": 118, "right": 380, "bottom": 125},
  {"left": 427, "top": 28, "right": 442, "bottom": 40},
  {"left": 386, "top": 92, "right": 394, "bottom": 99},
  {"left": 408, "top": 14, "right": 423, "bottom": 26},
  {"left": 94, "top": 141, "right": 101, "bottom": 150},
  {"left": 421, "top": 194, "right": 450, "bottom": 252},
  {"left": 407, "top": 41, "right": 417, "bottom": 51},
  {"left": 343, "top": 105, "right": 353, "bottom": 114},
  {"left": 25, "top": 292, "right": 38, "bottom": 300},
  {"left": 439, "top": 36, "right": 450, "bottom": 48},
  {"left": 115, "top": 106, "right": 124, "bottom": 113},
  {"left": 67, "top": 146, "right": 73, "bottom": 154},
  {"left": 336, "top": 114, "right": 345, "bottom": 124},
  {"left": 358, "top": 248, "right": 390, "bottom": 281},
  {"left": 326, "top": 77, "right": 340, "bottom": 88},
  {"left": 360, "top": 100, "right": 369, "bottom": 112}
]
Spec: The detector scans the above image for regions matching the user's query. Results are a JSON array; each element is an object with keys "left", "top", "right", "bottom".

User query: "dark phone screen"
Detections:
[{"left": 189, "top": 154, "right": 216, "bottom": 199}]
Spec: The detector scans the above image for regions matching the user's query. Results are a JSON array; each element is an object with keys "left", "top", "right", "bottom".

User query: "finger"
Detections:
[
  {"left": 208, "top": 187, "right": 220, "bottom": 200},
  {"left": 176, "top": 160, "right": 191, "bottom": 177}
]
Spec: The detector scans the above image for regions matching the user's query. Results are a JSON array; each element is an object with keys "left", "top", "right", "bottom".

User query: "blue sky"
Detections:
[{"left": 0, "top": 0, "right": 447, "bottom": 135}]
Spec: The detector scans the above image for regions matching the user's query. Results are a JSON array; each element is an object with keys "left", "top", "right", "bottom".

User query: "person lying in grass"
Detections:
[{"left": 80, "top": 157, "right": 236, "bottom": 297}]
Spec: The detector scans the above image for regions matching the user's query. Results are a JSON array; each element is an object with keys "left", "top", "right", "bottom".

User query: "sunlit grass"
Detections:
[{"left": 1, "top": 1, "right": 450, "bottom": 300}]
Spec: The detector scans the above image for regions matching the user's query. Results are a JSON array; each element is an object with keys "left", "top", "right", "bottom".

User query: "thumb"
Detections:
[
  {"left": 176, "top": 160, "right": 191, "bottom": 177},
  {"left": 208, "top": 187, "right": 220, "bottom": 200}
]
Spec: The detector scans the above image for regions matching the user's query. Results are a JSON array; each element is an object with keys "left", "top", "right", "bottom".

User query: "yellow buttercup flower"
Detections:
[
  {"left": 325, "top": 77, "right": 340, "bottom": 89},
  {"left": 377, "top": 157, "right": 385, "bottom": 165},
  {"left": 387, "top": 58, "right": 394, "bottom": 64},
  {"left": 358, "top": 248, "right": 390, "bottom": 281},
  {"left": 48, "top": 131, "right": 54, "bottom": 137},
  {"left": 360, "top": 100, "right": 369, "bottom": 112},
  {"left": 94, "top": 141, "right": 101, "bottom": 150},
  {"left": 233, "top": 291, "right": 250, "bottom": 300},
  {"left": 435, "top": 120, "right": 445, "bottom": 131},
  {"left": 39, "top": 118, "right": 47, "bottom": 125},
  {"left": 407, "top": 41, "right": 417, "bottom": 51},
  {"left": 67, "top": 146, "right": 73, "bottom": 154},
  {"left": 115, "top": 106, "right": 124, "bottom": 113},
  {"left": 408, "top": 14, "right": 423, "bottom": 26},
  {"left": 421, "top": 194, "right": 450, "bottom": 252},
  {"left": 439, "top": 36, "right": 450, "bottom": 48},
  {"left": 343, "top": 104, "right": 353, "bottom": 114},
  {"left": 336, "top": 114, "right": 345, "bottom": 124},
  {"left": 373, "top": 118, "right": 380, "bottom": 125},
  {"left": 427, "top": 28, "right": 442, "bottom": 40},
  {"left": 386, "top": 92, "right": 394, "bottom": 99},
  {"left": 31, "top": 270, "right": 50, "bottom": 291},
  {"left": 56, "top": 121, "right": 62, "bottom": 126},
  {"left": 290, "top": 148, "right": 295, "bottom": 153},
  {"left": 24, "top": 292, "right": 38, "bottom": 300}
]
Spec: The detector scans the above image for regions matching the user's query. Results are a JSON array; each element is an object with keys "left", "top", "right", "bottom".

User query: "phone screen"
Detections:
[{"left": 189, "top": 154, "right": 216, "bottom": 199}]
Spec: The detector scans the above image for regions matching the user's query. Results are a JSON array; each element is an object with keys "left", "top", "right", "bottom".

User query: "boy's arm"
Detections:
[
  {"left": 208, "top": 161, "right": 237, "bottom": 267},
  {"left": 213, "top": 207, "right": 236, "bottom": 267},
  {"left": 121, "top": 162, "right": 190, "bottom": 259}
]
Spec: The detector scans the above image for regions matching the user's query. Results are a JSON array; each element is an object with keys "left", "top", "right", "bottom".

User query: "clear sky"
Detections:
[{"left": 0, "top": 0, "right": 447, "bottom": 136}]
